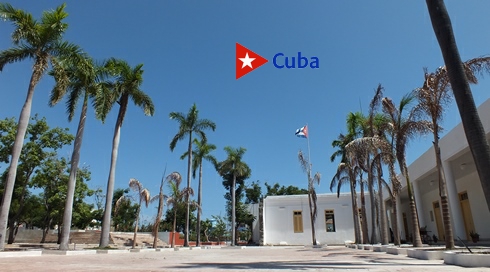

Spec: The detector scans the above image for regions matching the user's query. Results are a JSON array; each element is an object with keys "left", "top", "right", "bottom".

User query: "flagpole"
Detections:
[{"left": 306, "top": 123, "right": 312, "bottom": 174}]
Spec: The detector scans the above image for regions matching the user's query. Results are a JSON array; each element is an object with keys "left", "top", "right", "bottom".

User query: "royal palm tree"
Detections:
[
  {"left": 298, "top": 150, "right": 321, "bottom": 246},
  {"left": 99, "top": 58, "right": 155, "bottom": 248},
  {"left": 426, "top": 0, "right": 490, "bottom": 212},
  {"left": 416, "top": 57, "right": 490, "bottom": 249},
  {"left": 127, "top": 179, "right": 150, "bottom": 249},
  {"left": 49, "top": 56, "right": 110, "bottom": 250},
  {"left": 382, "top": 93, "right": 431, "bottom": 247},
  {"left": 217, "top": 146, "right": 251, "bottom": 246},
  {"left": 169, "top": 104, "right": 216, "bottom": 247},
  {"left": 180, "top": 138, "right": 217, "bottom": 247},
  {"left": 0, "top": 3, "right": 82, "bottom": 251},
  {"left": 166, "top": 172, "right": 194, "bottom": 248}
]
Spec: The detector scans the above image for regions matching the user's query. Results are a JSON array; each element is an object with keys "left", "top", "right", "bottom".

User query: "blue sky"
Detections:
[{"left": 2, "top": 1, "right": 490, "bottom": 225}]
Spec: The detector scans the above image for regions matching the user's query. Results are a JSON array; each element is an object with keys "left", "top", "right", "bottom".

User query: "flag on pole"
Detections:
[{"left": 295, "top": 125, "right": 308, "bottom": 138}]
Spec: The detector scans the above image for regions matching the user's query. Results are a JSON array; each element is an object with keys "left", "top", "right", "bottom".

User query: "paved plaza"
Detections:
[{"left": 1, "top": 245, "right": 489, "bottom": 271}]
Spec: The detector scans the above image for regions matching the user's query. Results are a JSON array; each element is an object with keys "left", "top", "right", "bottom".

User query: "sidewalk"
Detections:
[{"left": 0, "top": 245, "right": 488, "bottom": 271}]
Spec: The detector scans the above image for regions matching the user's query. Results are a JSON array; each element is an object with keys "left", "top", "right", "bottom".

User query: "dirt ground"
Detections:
[{"left": 0, "top": 245, "right": 488, "bottom": 271}]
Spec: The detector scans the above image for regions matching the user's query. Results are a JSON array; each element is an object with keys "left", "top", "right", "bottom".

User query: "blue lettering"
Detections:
[
  {"left": 285, "top": 57, "right": 295, "bottom": 69},
  {"left": 310, "top": 57, "right": 319, "bottom": 68},
  {"left": 298, "top": 52, "right": 308, "bottom": 68},
  {"left": 273, "top": 53, "right": 284, "bottom": 69},
  {"left": 272, "top": 52, "right": 320, "bottom": 69}
]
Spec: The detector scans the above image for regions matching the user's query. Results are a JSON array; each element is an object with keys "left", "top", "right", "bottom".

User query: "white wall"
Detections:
[{"left": 263, "top": 193, "right": 372, "bottom": 245}]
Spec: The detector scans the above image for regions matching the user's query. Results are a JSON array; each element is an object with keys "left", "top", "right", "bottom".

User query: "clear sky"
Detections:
[{"left": 2, "top": 1, "right": 490, "bottom": 225}]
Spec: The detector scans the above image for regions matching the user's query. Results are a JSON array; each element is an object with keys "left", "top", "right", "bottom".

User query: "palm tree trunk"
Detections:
[
  {"left": 426, "top": 0, "right": 490, "bottom": 212},
  {"left": 433, "top": 131, "right": 455, "bottom": 249},
  {"left": 132, "top": 203, "right": 141, "bottom": 249},
  {"left": 59, "top": 94, "right": 88, "bottom": 250},
  {"left": 231, "top": 174, "right": 236, "bottom": 246},
  {"left": 100, "top": 97, "right": 128, "bottom": 248},
  {"left": 307, "top": 190, "right": 317, "bottom": 245},
  {"left": 360, "top": 182, "right": 369, "bottom": 244},
  {"left": 403, "top": 163, "right": 423, "bottom": 247},
  {"left": 153, "top": 178, "right": 165, "bottom": 249},
  {"left": 184, "top": 133, "right": 192, "bottom": 247},
  {"left": 392, "top": 195, "right": 401, "bottom": 245},
  {"left": 377, "top": 160, "right": 389, "bottom": 245},
  {"left": 367, "top": 165, "right": 377, "bottom": 244},
  {"left": 349, "top": 169, "right": 361, "bottom": 244},
  {"left": 172, "top": 210, "right": 177, "bottom": 248},
  {"left": 196, "top": 163, "right": 203, "bottom": 247},
  {"left": 0, "top": 68, "right": 42, "bottom": 251}
]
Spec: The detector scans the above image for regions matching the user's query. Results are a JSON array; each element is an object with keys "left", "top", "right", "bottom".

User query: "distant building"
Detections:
[{"left": 262, "top": 193, "right": 373, "bottom": 245}]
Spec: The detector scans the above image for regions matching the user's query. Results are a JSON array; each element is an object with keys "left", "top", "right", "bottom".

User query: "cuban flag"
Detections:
[{"left": 295, "top": 125, "right": 308, "bottom": 138}]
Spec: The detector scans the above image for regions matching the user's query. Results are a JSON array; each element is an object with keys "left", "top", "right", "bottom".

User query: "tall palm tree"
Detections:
[
  {"left": 180, "top": 138, "right": 217, "bottom": 247},
  {"left": 169, "top": 104, "right": 216, "bottom": 247},
  {"left": 416, "top": 57, "right": 490, "bottom": 249},
  {"left": 298, "top": 150, "right": 321, "bottom": 246},
  {"left": 382, "top": 93, "right": 431, "bottom": 247},
  {"left": 166, "top": 172, "right": 194, "bottom": 248},
  {"left": 217, "top": 146, "right": 250, "bottom": 246},
  {"left": 426, "top": 0, "right": 490, "bottom": 212},
  {"left": 99, "top": 58, "right": 155, "bottom": 248},
  {"left": 49, "top": 56, "right": 109, "bottom": 250},
  {"left": 128, "top": 178, "right": 150, "bottom": 249},
  {"left": 0, "top": 3, "right": 82, "bottom": 251}
]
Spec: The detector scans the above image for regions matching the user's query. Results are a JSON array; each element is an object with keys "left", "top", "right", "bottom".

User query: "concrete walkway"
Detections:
[{"left": 0, "top": 245, "right": 487, "bottom": 271}]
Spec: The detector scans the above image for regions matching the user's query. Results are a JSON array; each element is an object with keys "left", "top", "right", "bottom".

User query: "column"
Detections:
[
  {"left": 443, "top": 160, "right": 465, "bottom": 239},
  {"left": 412, "top": 179, "right": 425, "bottom": 227}
]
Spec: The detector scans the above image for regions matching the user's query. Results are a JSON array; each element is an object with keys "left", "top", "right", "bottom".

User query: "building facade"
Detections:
[{"left": 262, "top": 193, "right": 372, "bottom": 245}]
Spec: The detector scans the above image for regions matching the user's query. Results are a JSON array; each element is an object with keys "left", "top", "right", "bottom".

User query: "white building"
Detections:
[
  {"left": 384, "top": 98, "right": 490, "bottom": 243},
  {"left": 262, "top": 193, "right": 372, "bottom": 245},
  {"left": 261, "top": 99, "right": 490, "bottom": 246}
]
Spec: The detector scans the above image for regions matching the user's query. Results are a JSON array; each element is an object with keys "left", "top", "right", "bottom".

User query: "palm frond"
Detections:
[{"left": 0, "top": 46, "right": 35, "bottom": 71}]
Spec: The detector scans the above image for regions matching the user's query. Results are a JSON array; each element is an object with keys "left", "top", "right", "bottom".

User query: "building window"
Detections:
[
  {"left": 293, "top": 211, "right": 303, "bottom": 233},
  {"left": 325, "top": 210, "right": 336, "bottom": 232}
]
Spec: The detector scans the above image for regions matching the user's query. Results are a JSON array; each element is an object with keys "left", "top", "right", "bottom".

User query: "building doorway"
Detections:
[
  {"left": 459, "top": 191, "right": 475, "bottom": 240},
  {"left": 432, "top": 201, "right": 445, "bottom": 241}
]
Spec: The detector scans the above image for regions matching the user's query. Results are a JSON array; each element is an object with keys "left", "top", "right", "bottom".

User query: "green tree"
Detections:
[
  {"left": 31, "top": 155, "right": 93, "bottom": 243},
  {"left": 127, "top": 179, "right": 150, "bottom": 249},
  {"left": 218, "top": 146, "right": 251, "bottom": 246},
  {"left": 264, "top": 182, "right": 308, "bottom": 197},
  {"left": 245, "top": 181, "right": 262, "bottom": 204},
  {"left": 99, "top": 58, "right": 155, "bottom": 247},
  {"left": 0, "top": 3, "right": 82, "bottom": 250},
  {"left": 180, "top": 138, "right": 217, "bottom": 246},
  {"left": 200, "top": 218, "right": 213, "bottom": 242},
  {"left": 169, "top": 104, "right": 216, "bottom": 247},
  {"left": 49, "top": 55, "right": 110, "bottom": 250},
  {"left": 0, "top": 116, "right": 73, "bottom": 244},
  {"left": 112, "top": 188, "right": 138, "bottom": 232},
  {"left": 210, "top": 215, "right": 227, "bottom": 243},
  {"left": 426, "top": 0, "right": 490, "bottom": 212}
]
